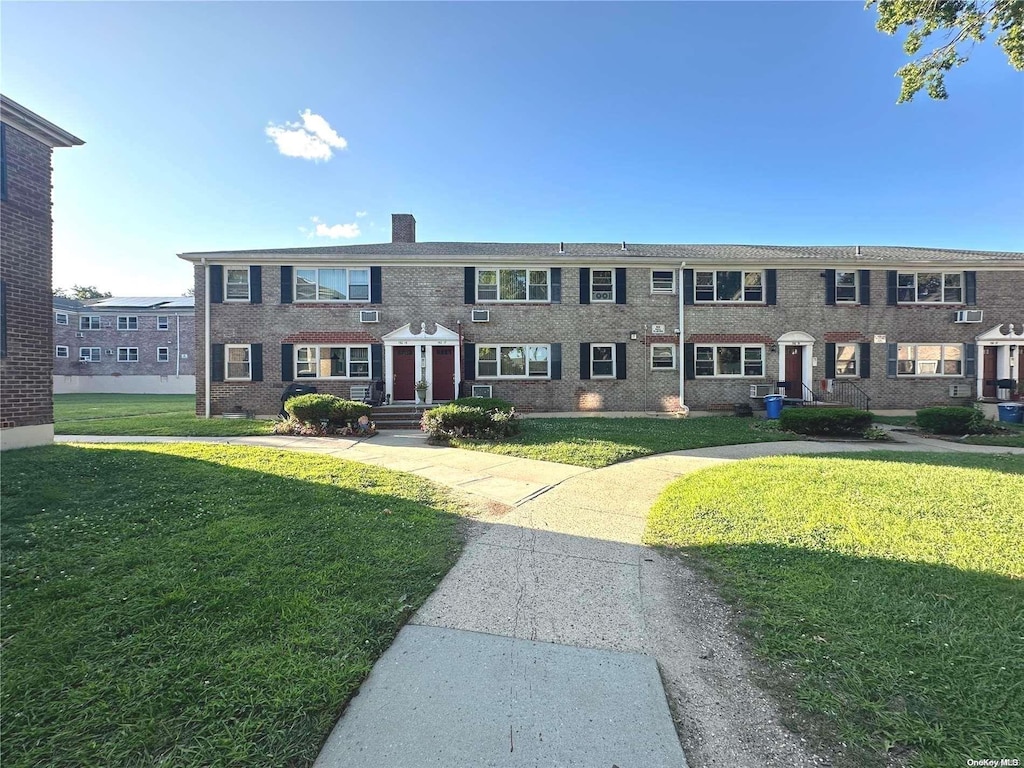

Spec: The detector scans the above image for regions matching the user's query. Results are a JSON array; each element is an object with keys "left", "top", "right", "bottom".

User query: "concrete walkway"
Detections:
[{"left": 58, "top": 430, "right": 1022, "bottom": 767}]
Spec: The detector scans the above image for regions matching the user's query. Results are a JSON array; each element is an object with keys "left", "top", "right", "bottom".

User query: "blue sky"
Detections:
[{"left": 3, "top": 1, "right": 1022, "bottom": 296}]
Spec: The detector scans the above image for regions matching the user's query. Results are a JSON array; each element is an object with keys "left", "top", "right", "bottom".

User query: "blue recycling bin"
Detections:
[
  {"left": 997, "top": 403, "right": 1023, "bottom": 424},
  {"left": 764, "top": 394, "right": 784, "bottom": 419}
]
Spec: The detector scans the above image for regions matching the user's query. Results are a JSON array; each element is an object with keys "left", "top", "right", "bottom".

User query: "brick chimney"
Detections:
[{"left": 392, "top": 213, "right": 416, "bottom": 244}]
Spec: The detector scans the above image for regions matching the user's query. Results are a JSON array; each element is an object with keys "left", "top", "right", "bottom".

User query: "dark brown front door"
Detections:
[
  {"left": 432, "top": 346, "right": 456, "bottom": 401},
  {"left": 785, "top": 346, "right": 804, "bottom": 399},
  {"left": 393, "top": 347, "right": 416, "bottom": 401},
  {"left": 983, "top": 347, "right": 997, "bottom": 398}
]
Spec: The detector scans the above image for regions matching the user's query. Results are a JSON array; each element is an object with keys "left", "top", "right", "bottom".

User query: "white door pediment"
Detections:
[{"left": 382, "top": 322, "right": 461, "bottom": 344}]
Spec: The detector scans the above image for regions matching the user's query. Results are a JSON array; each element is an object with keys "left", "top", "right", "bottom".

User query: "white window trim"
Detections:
[
  {"left": 695, "top": 344, "right": 766, "bottom": 378},
  {"left": 695, "top": 270, "right": 765, "bottom": 304},
  {"left": 79, "top": 316, "right": 100, "bottom": 331},
  {"left": 896, "top": 343, "right": 964, "bottom": 377},
  {"left": 475, "top": 343, "right": 551, "bottom": 379},
  {"left": 225, "top": 344, "right": 252, "bottom": 381},
  {"left": 835, "top": 344, "right": 859, "bottom": 377},
  {"left": 225, "top": 267, "right": 251, "bottom": 302},
  {"left": 157, "top": 347, "right": 170, "bottom": 362},
  {"left": 650, "top": 344, "right": 677, "bottom": 370},
  {"left": 294, "top": 345, "right": 372, "bottom": 379},
  {"left": 157, "top": 316, "right": 170, "bottom": 330},
  {"left": 835, "top": 271, "right": 859, "bottom": 304},
  {"left": 55, "top": 312, "right": 69, "bottom": 325},
  {"left": 117, "top": 347, "right": 139, "bottom": 362},
  {"left": 294, "top": 267, "right": 371, "bottom": 303},
  {"left": 590, "top": 343, "right": 616, "bottom": 379},
  {"left": 79, "top": 347, "right": 101, "bottom": 362},
  {"left": 896, "top": 271, "right": 964, "bottom": 305},
  {"left": 117, "top": 316, "right": 139, "bottom": 331},
  {"left": 55, "top": 345, "right": 69, "bottom": 358},
  {"left": 650, "top": 270, "right": 677, "bottom": 294},
  {"left": 475, "top": 267, "right": 551, "bottom": 304},
  {"left": 590, "top": 269, "right": 615, "bottom": 303}
]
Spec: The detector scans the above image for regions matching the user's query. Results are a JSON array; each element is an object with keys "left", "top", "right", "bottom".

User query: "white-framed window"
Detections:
[
  {"left": 590, "top": 344, "right": 615, "bottom": 378},
  {"left": 157, "top": 347, "right": 170, "bottom": 362},
  {"left": 225, "top": 267, "right": 251, "bottom": 301},
  {"left": 79, "top": 316, "right": 100, "bottom": 330},
  {"left": 294, "top": 267, "right": 370, "bottom": 302},
  {"left": 651, "top": 270, "right": 676, "bottom": 294},
  {"left": 157, "top": 316, "right": 170, "bottom": 330},
  {"left": 695, "top": 270, "right": 763, "bottom": 303},
  {"left": 55, "top": 312, "right": 69, "bottom": 325},
  {"left": 476, "top": 268, "right": 550, "bottom": 302},
  {"left": 897, "top": 343, "right": 963, "bottom": 376},
  {"left": 79, "top": 347, "right": 101, "bottom": 362},
  {"left": 295, "top": 345, "right": 371, "bottom": 378},
  {"left": 591, "top": 269, "right": 614, "bottom": 302},
  {"left": 476, "top": 344, "right": 550, "bottom": 379},
  {"left": 651, "top": 344, "right": 676, "bottom": 370},
  {"left": 55, "top": 345, "right": 69, "bottom": 358},
  {"left": 835, "top": 271, "right": 858, "bottom": 303},
  {"left": 117, "top": 316, "right": 139, "bottom": 331},
  {"left": 117, "top": 347, "right": 139, "bottom": 362},
  {"left": 695, "top": 345, "right": 765, "bottom": 377},
  {"left": 897, "top": 272, "right": 963, "bottom": 304},
  {"left": 836, "top": 344, "right": 858, "bottom": 377},
  {"left": 225, "top": 344, "right": 252, "bottom": 381}
]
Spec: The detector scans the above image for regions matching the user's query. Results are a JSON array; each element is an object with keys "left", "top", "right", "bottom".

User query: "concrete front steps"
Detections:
[{"left": 371, "top": 404, "right": 435, "bottom": 429}]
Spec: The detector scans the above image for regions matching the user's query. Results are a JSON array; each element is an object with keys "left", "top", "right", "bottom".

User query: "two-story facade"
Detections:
[
  {"left": 180, "top": 214, "right": 1024, "bottom": 417},
  {"left": 52, "top": 296, "right": 196, "bottom": 394}
]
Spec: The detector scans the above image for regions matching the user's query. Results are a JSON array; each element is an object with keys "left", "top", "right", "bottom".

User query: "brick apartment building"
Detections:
[
  {"left": 53, "top": 296, "right": 195, "bottom": 394},
  {"left": 180, "top": 214, "right": 1024, "bottom": 417},
  {"left": 1, "top": 95, "right": 83, "bottom": 450}
]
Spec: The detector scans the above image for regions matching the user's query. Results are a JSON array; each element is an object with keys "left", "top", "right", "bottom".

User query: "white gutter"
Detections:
[
  {"left": 203, "top": 259, "right": 211, "bottom": 419},
  {"left": 678, "top": 262, "right": 686, "bottom": 413},
  {"left": 175, "top": 314, "right": 181, "bottom": 378}
]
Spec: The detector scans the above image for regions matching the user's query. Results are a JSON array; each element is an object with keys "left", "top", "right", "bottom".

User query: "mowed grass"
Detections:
[
  {"left": 54, "top": 393, "right": 274, "bottom": 436},
  {"left": 645, "top": 451, "right": 1024, "bottom": 768},
  {"left": 1, "top": 443, "right": 465, "bottom": 768},
  {"left": 449, "top": 416, "right": 797, "bottom": 468}
]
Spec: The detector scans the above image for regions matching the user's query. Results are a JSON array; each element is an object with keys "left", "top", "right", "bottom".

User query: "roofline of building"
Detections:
[{"left": 1, "top": 95, "right": 84, "bottom": 148}]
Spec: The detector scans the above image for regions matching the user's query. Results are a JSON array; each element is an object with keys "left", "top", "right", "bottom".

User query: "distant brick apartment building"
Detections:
[
  {"left": 180, "top": 214, "right": 1024, "bottom": 417},
  {"left": 1, "top": 95, "right": 83, "bottom": 450},
  {"left": 53, "top": 296, "right": 195, "bottom": 394}
]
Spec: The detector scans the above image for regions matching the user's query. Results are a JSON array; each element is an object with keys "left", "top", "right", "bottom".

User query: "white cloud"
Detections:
[
  {"left": 310, "top": 216, "right": 360, "bottom": 239},
  {"left": 265, "top": 109, "right": 347, "bottom": 161},
  {"left": 355, "top": 211, "right": 368, "bottom": 218}
]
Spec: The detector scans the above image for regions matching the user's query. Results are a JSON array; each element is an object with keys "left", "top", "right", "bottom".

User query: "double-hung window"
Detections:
[
  {"left": 117, "top": 316, "right": 138, "bottom": 331},
  {"left": 295, "top": 346, "right": 371, "bottom": 378},
  {"left": 835, "top": 271, "right": 858, "bottom": 303},
  {"left": 897, "top": 272, "right": 963, "bottom": 304},
  {"left": 590, "top": 344, "right": 615, "bottom": 378},
  {"left": 897, "top": 344, "right": 962, "bottom": 376},
  {"left": 591, "top": 270, "right": 614, "bottom": 302},
  {"left": 651, "top": 270, "right": 676, "bottom": 294},
  {"left": 225, "top": 268, "right": 251, "bottom": 301},
  {"left": 55, "top": 312, "right": 68, "bottom": 325},
  {"left": 80, "top": 316, "right": 100, "bottom": 331},
  {"left": 476, "top": 269, "right": 549, "bottom": 302},
  {"left": 55, "top": 345, "right": 69, "bottom": 358},
  {"left": 695, "top": 270, "right": 763, "bottom": 303},
  {"left": 651, "top": 344, "right": 676, "bottom": 369},
  {"left": 79, "top": 347, "right": 101, "bottom": 362},
  {"left": 157, "top": 316, "right": 170, "bottom": 330},
  {"left": 157, "top": 347, "right": 170, "bottom": 362},
  {"left": 295, "top": 268, "right": 370, "bottom": 302},
  {"left": 117, "top": 347, "right": 139, "bottom": 362},
  {"left": 476, "top": 344, "right": 550, "bottom": 378},
  {"left": 695, "top": 345, "right": 764, "bottom": 377},
  {"left": 225, "top": 345, "right": 252, "bottom": 380},
  {"left": 835, "top": 344, "right": 858, "bottom": 377}
]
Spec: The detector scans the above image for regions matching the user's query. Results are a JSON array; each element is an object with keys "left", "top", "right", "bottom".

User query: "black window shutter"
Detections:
[
  {"left": 251, "top": 343, "right": 263, "bottom": 382},
  {"left": 886, "top": 343, "right": 898, "bottom": 378},
  {"left": 249, "top": 266, "right": 262, "bottom": 304},
  {"left": 371, "top": 344, "right": 383, "bottom": 379},
  {"left": 463, "top": 342, "right": 475, "bottom": 380},
  {"left": 0, "top": 280, "right": 7, "bottom": 358},
  {"left": 209, "top": 265, "right": 224, "bottom": 304},
  {"left": 824, "top": 269, "right": 836, "bottom": 305},
  {"left": 281, "top": 343, "right": 294, "bottom": 382},
  {"left": 765, "top": 270, "right": 777, "bottom": 305},
  {"left": 615, "top": 342, "right": 627, "bottom": 379},
  {"left": 683, "top": 343, "right": 695, "bottom": 380},
  {"left": 550, "top": 343, "right": 562, "bottom": 379},
  {"left": 579, "top": 268, "right": 590, "bottom": 305},
  {"left": 683, "top": 269, "right": 694, "bottom": 306},
  {"left": 964, "top": 344, "right": 977, "bottom": 377},
  {"left": 370, "top": 267, "right": 382, "bottom": 304},
  {"left": 964, "top": 271, "right": 977, "bottom": 305},
  {"left": 211, "top": 343, "right": 225, "bottom": 382},
  {"left": 886, "top": 271, "right": 897, "bottom": 305},
  {"left": 859, "top": 270, "right": 871, "bottom": 305},
  {"left": 579, "top": 343, "right": 591, "bottom": 379},
  {"left": 281, "top": 267, "right": 293, "bottom": 304},
  {"left": 615, "top": 268, "right": 626, "bottom": 305},
  {"left": 859, "top": 342, "right": 872, "bottom": 378},
  {"left": 824, "top": 342, "right": 836, "bottom": 379},
  {"left": 464, "top": 268, "right": 475, "bottom": 304},
  {"left": 550, "top": 268, "right": 562, "bottom": 304}
]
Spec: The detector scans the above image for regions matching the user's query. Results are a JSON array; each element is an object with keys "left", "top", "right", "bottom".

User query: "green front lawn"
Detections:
[
  {"left": 54, "top": 394, "right": 274, "bottom": 436},
  {"left": 645, "top": 451, "right": 1024, "bottom": 767},
  {"left": 449, "top": 416, "right": 797, "bottom": 468},
  {"left": 1, "top": 444, "right": 465, "bottom": 768}
]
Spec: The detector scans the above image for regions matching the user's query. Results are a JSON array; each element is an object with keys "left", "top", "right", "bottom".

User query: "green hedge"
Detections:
[
  {"left": 450, "top": 396, "right": 514, "bottom": 412},
  {"left": 915, "top": 406, "right": 989, "bottom": 435},
  {"left": 778, "top": 408, "right": 874, "bottom": 436},
  {"left": 421, "top": 404, "right": 520, "bottom": 440},
  {"left": 284, "top": 394, "right": 371, "bottom": 426}
]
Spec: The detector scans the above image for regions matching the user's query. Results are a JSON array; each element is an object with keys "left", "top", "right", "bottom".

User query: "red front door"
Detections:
[
  {"left": 432, "top": 346, "right": 456, "bottom": 401},
  {"left": 784, "top": 346, "right": 804, "bottom": 399},
  {"left": 393, "top": 347, "right": 416, "bottom": 401},
  {"left": 983, "top": 347, "right": 997, "bottom": 399}
]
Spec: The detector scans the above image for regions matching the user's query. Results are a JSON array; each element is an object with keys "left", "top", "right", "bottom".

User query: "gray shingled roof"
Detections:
[{"left": 85, "top": 296, "right": 195, "bottom": 310}]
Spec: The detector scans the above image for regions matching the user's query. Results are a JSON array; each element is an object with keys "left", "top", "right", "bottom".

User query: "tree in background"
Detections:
[
  {"left": 53, "top": 285, "right": 112, "bottom": 300},
  {"left": 869, "top": 0, "right": 1023, "bottom": 102}
]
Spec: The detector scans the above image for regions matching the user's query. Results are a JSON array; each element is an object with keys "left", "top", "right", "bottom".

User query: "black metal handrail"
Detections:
[{"left": 807, "top": 379, "right": 871, "bottom": 411}]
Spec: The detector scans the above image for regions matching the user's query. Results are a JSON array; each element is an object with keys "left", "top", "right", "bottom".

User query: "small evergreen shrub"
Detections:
[
  {"left": 915, "top": 406, "right": 989, "bottom": 435},
  {"left": 450, "top": 396, "right": 515, "bottom": 412},
  {"left": 285, "top": 394, "right": 371, "bottom": 426},
  {"left": 422, "top": 404, "right": 520, "bottom": 440},
  {"left": 778, "top": 408, "right": 874, "bottom": 437},
  {"left": 328, "top": 399, "right": 372, "bottom": 425}
]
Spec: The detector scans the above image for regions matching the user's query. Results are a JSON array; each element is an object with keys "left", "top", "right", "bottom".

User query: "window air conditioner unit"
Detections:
[
  {"left": 949, "top": 384, "right": 973, "bottom": 397},
  {"left": 650, "top": 324, "right": 666, "bottom": 334},
  {"left": 471, "top": 309, "right": 490, "bottom": 323},
  {"left": 954, "top": 309, "right": 983, "bottom": 323},
  {"left": 750, "top": 384, "right": 773, "bottom": 398},
  {"left": 471, "top": 384, "right": 493, "bottom": 398},
  {"left": 75, "top": 332, "right": 85, "bottom": 338},
  {"left": 359, "top": 310, "right": 379, "bottom": 323}
]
